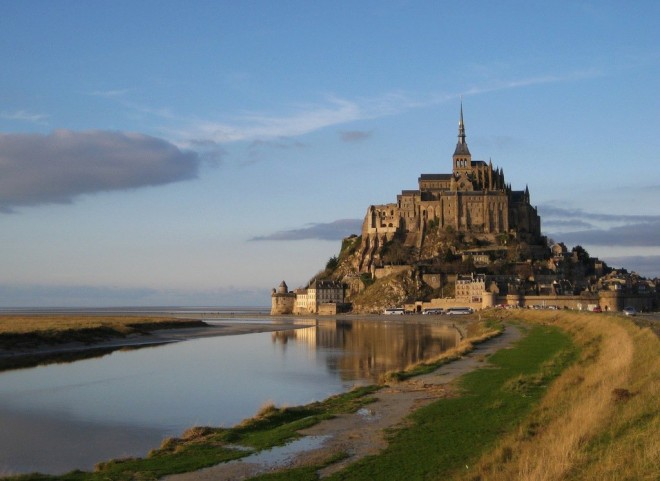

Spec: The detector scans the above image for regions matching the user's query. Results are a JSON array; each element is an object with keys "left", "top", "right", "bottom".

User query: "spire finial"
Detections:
[
  {"left": 460, "top": 96, "right": 464, "bottom": 126},
  {"left": 453, "top": 98, "right": 471, "bottom": 157},
  {"left": 457, "top": 98, "right": 466, "bottom": 144}
]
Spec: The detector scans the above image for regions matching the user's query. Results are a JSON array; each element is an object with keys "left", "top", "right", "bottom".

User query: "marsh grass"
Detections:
[
  {"left": 454, "top": 310, "right": 660, "bottom": 481},
  {"left": 0, "top": 315, "right": 206, "bottom": 371},
  {"left": 0, "top": 316, "right": 206, "bottom": 349}
]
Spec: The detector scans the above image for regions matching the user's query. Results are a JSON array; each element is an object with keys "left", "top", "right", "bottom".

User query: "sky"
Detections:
[{"left": 1, "top": 1, "right": 658, "bottom": 307}]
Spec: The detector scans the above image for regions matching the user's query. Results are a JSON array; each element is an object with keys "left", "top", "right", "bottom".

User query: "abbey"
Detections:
[
  {"left": 272, "top": 105, "right": 658, "bottom": 315},
  {"left": 358, "top": 104, "right": 542, "bottom": 273}
]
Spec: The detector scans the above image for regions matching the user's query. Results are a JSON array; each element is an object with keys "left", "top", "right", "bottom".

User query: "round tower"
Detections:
[{"left": 271, "top": 280, "right": 296, "bottom": 315}]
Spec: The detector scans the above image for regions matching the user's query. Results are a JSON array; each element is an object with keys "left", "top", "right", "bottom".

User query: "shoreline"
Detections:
[
  {"left": 163, "top": 323, "right": 516, "bottom": 481},
  {"left": 0, "top": 313, "right": 469, "bottom": 372}
]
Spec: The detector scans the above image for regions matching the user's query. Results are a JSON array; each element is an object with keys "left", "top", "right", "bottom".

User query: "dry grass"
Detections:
[
  {"left": 455, "top": 310, "right": 659, "bottom": 481},
  {"left": 0, "top": 314, "right": 190, "bottom": 335},
  {"left": 254, "top": 400, "right": 279, "bottom": 419}
]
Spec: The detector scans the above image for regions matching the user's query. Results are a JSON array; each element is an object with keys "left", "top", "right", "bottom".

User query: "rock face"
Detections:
[{"left": 355, "top": 104, "right": 545, "bottom": 276}]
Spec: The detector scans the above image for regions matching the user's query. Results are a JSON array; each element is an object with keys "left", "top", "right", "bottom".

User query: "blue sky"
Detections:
[{"left": 1, "top": 1, "right": 658, "bottom": 307}]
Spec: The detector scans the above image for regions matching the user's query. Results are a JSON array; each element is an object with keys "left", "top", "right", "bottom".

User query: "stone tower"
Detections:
[{"left": 270, "top": 280, "right": 295, "bottom": 315}]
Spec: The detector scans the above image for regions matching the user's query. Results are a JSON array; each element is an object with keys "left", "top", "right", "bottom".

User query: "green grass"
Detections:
[
  {"left": 260, "top": 324, "right": 575, "bottom": 481},
  {"left": 2, "top": 386, "right": 378, "bottom": 481}
]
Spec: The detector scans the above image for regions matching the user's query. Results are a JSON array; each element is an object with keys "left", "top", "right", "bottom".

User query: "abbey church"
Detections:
[{"left": 357, "top": 104, "right": 543, "bottom": 273}]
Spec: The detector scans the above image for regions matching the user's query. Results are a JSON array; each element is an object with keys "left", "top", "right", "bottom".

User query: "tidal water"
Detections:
[{"left": 0, "top": 317, "right": 459, "bottom": 475}]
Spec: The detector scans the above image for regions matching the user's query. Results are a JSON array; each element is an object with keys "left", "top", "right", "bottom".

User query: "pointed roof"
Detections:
[{"left": 453, "top": 100, "right": 471, "bottom": 156}]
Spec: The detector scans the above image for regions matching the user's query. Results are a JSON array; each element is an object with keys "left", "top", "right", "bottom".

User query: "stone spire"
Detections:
[{"left": 454, "top": 100, "right": 471, "bottom": 156}]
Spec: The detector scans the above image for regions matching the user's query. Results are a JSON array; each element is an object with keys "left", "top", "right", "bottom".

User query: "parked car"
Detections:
[
  {"left": 592, "top": 306, "right": 602, "bottom": 313},
  {"left": 622, "top": 306, "right": 637, "bottom": 316}
]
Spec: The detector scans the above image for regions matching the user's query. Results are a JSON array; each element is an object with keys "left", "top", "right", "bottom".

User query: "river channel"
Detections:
[{"left": 0, "top": 317, "right": 460, "bottom": 475}]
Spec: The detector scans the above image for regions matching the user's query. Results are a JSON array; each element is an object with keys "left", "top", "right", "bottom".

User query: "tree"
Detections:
[
  {"left": 326, "top": 256, "right": 339, "bottom": 271},
  {"left": 381, "top": 238, "right": 411, "bottom": 265},
  {"left": 572, "top": 245, "right": 590, "bottom": 264}
]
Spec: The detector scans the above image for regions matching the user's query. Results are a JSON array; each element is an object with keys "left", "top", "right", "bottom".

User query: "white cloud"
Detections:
[
  {"left": 182, "top": 97, "right": 362, "bottom": 143},
  {"left": 173, "top": 69, "right": 600, "bottom": 147},
  {"left": 0, "top": 110, "right": 49, "bottom": 124}
]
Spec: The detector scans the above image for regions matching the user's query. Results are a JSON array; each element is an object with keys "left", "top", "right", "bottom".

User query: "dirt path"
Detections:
[{"left": 164, "top": 324, "right": 522, "bottom": 481}]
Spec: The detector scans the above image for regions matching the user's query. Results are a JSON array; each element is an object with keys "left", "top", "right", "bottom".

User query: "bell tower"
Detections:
[{"left": 452, "top": 101, "right": 472, "bottom": 175}]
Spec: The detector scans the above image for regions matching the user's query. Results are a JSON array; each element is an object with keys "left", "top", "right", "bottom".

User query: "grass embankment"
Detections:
[
  {"left": 3, "top": 386, "right": 379, "bottom": 481},
  {"left": 0, "top": 315, "right": 207, "bottom": 371},
  {"left": 247, "top": 311, "right": 659, "bottom": 481},
  {"left": 312, "top": 322, "right": 576, "bottom": 481},
  {"left": 454, "top": 310, "right": 660, "bottom": 481}
]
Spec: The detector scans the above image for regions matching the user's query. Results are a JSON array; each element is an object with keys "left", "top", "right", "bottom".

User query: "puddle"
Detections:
[
  {"left": 240, "top": 435, "right": 330, "bottom": 468},
  {"left": 356, "top": 407, "right": 380, "bottom": 421}
]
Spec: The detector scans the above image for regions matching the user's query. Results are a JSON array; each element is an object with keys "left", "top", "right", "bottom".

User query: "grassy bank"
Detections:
[
  {"left": 245, "top": 311, "right": 659, "bottom": 481},
  {"left": 0, "top": 315, "right": 208, "bottom": 372},
  {"left": 0, "top": 315, "right": 206, "bottom": 339},
  {"left": 2, "top": 385, "right": 379, "bottom": 481},
  {"left": 455, "top": 310, "right": 660, "bottom": 481},
  {"left": 311, "top": 323, "right": 575, "bottom": 481}
]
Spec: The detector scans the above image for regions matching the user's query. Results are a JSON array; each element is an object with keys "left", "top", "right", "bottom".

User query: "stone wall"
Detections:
[{"left": 271, "top": 293, "right": 295, "bottom": 315}]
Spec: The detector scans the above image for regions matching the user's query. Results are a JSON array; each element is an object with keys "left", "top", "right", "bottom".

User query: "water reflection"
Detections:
[
  {"left": 0, "top": 318, "right": 459, "bottom": 475},
  {"left": 272, "top": 319, "right": 458, "bottom": 381}
]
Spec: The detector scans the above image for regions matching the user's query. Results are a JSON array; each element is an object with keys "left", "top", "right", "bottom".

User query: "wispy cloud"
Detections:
[
  {"left": 0, "top": 130, "right": 200, "bottom": 212},
  {"left": 601, "top": 255, "right": 660, "bottom": 278},
  {"left": 543, "top": 219, "right": 595, "bottom": 230},
  {"left": 0, "top": 110, "right": 49, "bottom": 124},
  {"left": 245, "top": 138, "right": 306, "bottom": 164},
  {"left": 87, "top": 88, "right": 131, "bottom": 98},
  {"left": 0, "top": 283, "right": 269, "bottom": 308},
  {"left": 181, "top": 97, "right": 362, "bottom": 144},
  {"left": 175, "top": 69, "right": 599, "bottom": 146},
  {"left": 540, "top": 205, "right": 660, "bottom": 224},
  {"left": 554, "top": 221, "right": 660, "bottom": 247},
  {"left": 540, "top": 204, "right": 660, "bottom": 248},
  {"left": 251, "top": 219, "right": 362, "bottom": 241},
  {"left": 461, "top": 69, "right": 602, "bottom": 97},
  {"left": 340, "top": 130, "right": 372, "bottom": 142}
]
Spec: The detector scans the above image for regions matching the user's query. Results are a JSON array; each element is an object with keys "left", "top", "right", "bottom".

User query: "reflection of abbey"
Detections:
[
  {"left": 359, "top": 103, "right": 542, "bottom": 274},
  {"left": 272, "top": 105, "right": 658, "bottom": 315}
]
